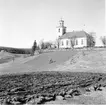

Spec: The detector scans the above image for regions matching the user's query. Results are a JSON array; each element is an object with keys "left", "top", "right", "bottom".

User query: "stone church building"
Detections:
[{"left": 57, "top": 19, "right": 94, "bottom": 49}]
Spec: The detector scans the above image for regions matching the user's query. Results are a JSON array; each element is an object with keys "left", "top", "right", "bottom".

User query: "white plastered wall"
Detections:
[
  {"left": 74, "top": 37, "right": 87, "bottom": 48},
  {"left": 59, "top": 39, "right": 71, "bottom": 48}
]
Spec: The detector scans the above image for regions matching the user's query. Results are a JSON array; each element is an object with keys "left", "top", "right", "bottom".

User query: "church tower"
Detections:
[{"left": 57, "top": 19, "right": 66, "bottom": 36}]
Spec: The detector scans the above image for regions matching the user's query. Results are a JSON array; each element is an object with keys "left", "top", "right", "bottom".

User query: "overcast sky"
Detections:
[{"left": 0, "top": 0, "right": 105, "bottom": 48}]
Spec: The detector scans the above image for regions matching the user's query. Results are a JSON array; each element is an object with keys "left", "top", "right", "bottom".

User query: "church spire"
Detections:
[
  {"left": 59, "top": 18, "right": 64, "bottom": 27},
  {"left": 57, "top": 19, "right": 67, "bottom": 36}
]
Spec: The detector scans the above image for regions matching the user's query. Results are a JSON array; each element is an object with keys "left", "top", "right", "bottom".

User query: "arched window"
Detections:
[
  {"left": 66, "top": 40, "right": 68, "bottom": 45},
  {"left": 76, "top": 40, "right": 78, "bottom": 45},
  {"left": 81, "top": 39, "right": 83, "bottom": 45},
  {"left": 61, "top": 41, "right": 64, "bottom": 46}
]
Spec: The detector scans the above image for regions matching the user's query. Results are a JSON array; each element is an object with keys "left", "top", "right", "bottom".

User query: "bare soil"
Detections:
[{"left": 0, "top": 71, "right": 106, "bottom": 105}]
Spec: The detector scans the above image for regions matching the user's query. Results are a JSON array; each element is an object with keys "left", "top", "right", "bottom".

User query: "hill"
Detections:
[
  {"left": 54, "top": 48, "right": 106, "bottom": 73},
  {"left": 0, "top": 48, "right": 106, "bottom": 74},
  {"left": 0, "top": 46, "right": 31, "bottom": 54},
  {"left": 0, "top": 50, "right": 76, "bottom": 74}
]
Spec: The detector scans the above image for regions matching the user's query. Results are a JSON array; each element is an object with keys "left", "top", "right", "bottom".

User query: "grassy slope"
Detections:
[
  {"left": 0, "top": 50, "right": 76, "bottom": 74},
  {"left": 1, "top": 48, "right": 106, "bottom": 74},
  {"left": 53, "top": 48, "right": 106, "bottom": 73}
]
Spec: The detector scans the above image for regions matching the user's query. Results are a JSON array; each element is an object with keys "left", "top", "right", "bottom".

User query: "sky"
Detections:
[{"left": 0, "top": 0, "right": 105, "bottom": 48}]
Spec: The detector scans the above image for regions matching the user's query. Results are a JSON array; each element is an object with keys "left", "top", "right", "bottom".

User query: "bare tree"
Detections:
[
  {"left": 87, "top": 33, "right": 95, "bottom": 47},
  {"left": 39, "top": 39, "right": 53, "bottom": 49},
  {"left": 100, "top": 36, "right": 106, "bottom": 47},
  {"left": 71, "top": 36, "right": 76, "bottom": 49},
  {"left": 44, "top": 42, "right": 52, "bottom": 49},
  {"left": 39, "top": 39, "right": 45, "bottom": 49},
  {"left": 55, "top": 38, "right": 60, "bottom": 49}
]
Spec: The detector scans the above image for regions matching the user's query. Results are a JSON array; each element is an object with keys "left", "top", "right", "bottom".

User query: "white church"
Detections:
[{"left": 57, "top": 19, "right": 94, "bottom": 49}]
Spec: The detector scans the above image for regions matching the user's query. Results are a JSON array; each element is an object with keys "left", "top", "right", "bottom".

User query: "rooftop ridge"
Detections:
[{"left": 59, "top": 30, "right": 90, "bottom": 39}]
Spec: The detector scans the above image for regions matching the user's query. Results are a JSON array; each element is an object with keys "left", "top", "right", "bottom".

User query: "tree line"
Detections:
[{"left": 0, "top": 47, "right": 31, "bottom": 54}]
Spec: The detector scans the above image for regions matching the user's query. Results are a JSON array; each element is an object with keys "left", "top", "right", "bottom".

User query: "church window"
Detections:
[
  {"left": 66, "top": 40, "right": 68, "bottom": 45},
  {"left": 62, "top": 41, "right": 64, "bottom": 46},
  {"left": 76, "top": 40, "right": 78, "bottom": 45},
  {"left": 81, "top": 39, "right": 83, "bottom": 45}
]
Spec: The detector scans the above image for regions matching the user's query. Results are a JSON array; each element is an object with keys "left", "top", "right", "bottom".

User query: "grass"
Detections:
[
  {"left": 0, "top": 58, "right": 13, "bottom": 64},
  {"left": 0, "top": 50, "right": 77, "bottom": 74}
]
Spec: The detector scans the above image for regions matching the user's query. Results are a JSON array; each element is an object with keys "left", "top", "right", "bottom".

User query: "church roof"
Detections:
[{"left": 59, "top": 31, "right": 89, "bottom": 39}]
